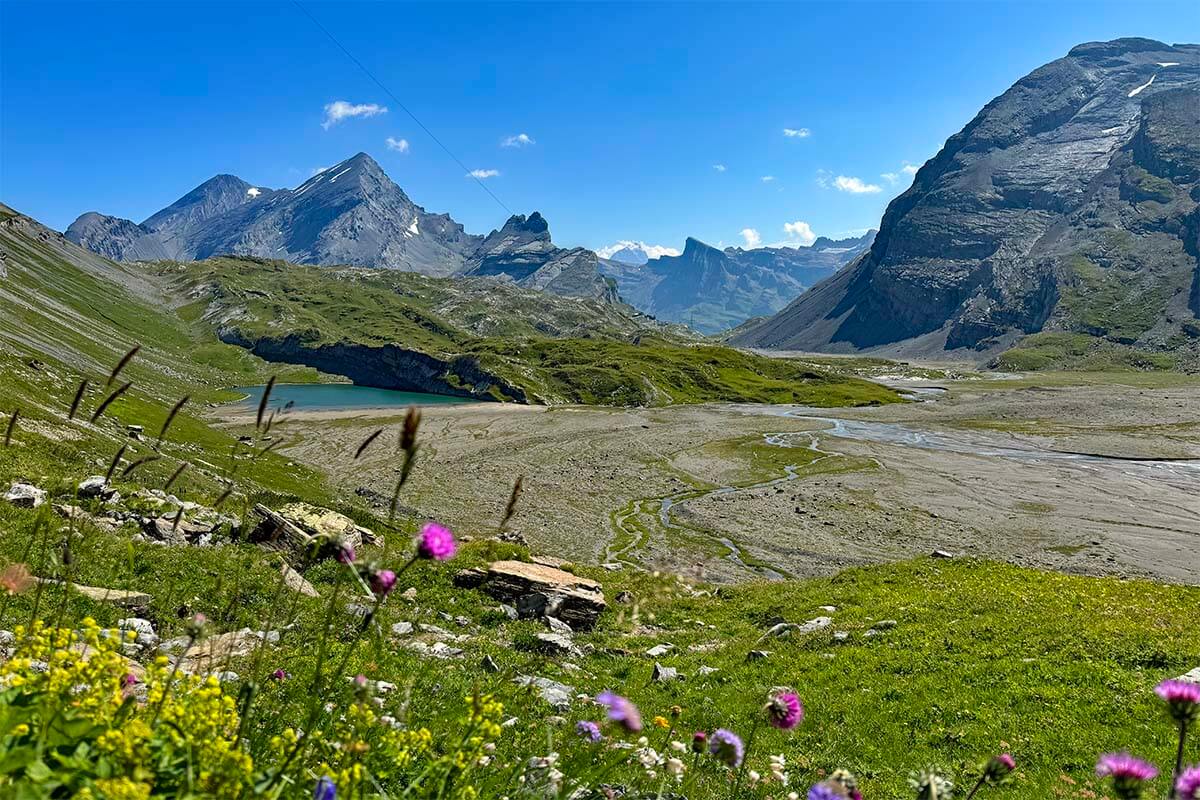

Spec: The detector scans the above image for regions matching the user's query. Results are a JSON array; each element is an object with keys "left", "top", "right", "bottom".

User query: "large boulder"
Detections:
[
  {"left": 456, "top": 560, "right": 606, "bottom": 630},
  {"left": 250, "top": 502, "right": 380, "bottom": 557},
  {"left": 5, "top": 483, "right": 46, "bottom": 508}
]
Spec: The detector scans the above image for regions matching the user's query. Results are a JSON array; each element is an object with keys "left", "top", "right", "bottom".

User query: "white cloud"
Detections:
[
  {"left": 815, "top": 169, "right": 831, "bottom": 189},
  {"left": 834, "top": 175, "right": 882, "bottom": 194},
  {"left": 385, "top": 136, "right": 410, "bottom": 153},
  {"left": 783, "top": 127, "right": 811, "bottom": 138},
  {"left": 901, "top": 163, "right": 919, "bottom": 175},
  {"left": 467, "top": 169, "right": 500, "bottom": 179},
  {"left": 309, "top": 165, "right": 331, "bottom": 176},
  {"left": 782, "top": 220, "right": 817, "bottom": 246},
  {"left": 595, "top": 241, "right": 682, "bottom": 260},
  {"left": 322, "top": 100, "right": 387, "bottom": 130},
  {"left": 740, "top": 228, "right": 762, "bottom": 248},
  {"left": 880, "top": 172, "right": 899, "bottom": 184},
  {"left": 501, "top": 133, "right": 535, "bottom": 147},
  {"left": 761, "top": 175, "right": 776, "bottom": 183},
  {"left": 712, "top": 164, "right": 727, "bottom": 172}
]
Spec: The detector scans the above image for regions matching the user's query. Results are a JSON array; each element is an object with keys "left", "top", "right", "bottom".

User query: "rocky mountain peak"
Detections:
[{"left": 497, "top": 212, "right": 550, "bottom": 240}]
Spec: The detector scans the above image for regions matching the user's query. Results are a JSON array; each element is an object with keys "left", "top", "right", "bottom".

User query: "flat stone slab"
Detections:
[
  {"left": 38, "top": 578, "right": 150, "bottom": 608},
  {"left": 459, "top": 560, "right": 606, "bottom": 631}
]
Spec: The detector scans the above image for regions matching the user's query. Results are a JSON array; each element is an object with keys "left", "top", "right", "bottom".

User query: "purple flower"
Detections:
[
  {"left": 417, "top": 521, "right": 456, "bottom": 561},
  {"left": 270, "top": 669, "right": 289, "bottom": 681},
  {"left": 707, "top": 728, "right": 744, "bottom": 768},
  {"left": 1176, "top": 765, "right": 1200, "bottom": 800},
  {"left": 122, "top": 673, "right": 139, "bottom": 687},
  {"left": 766, "top": 690, "right": 804, "bottom": 730},
  {"left": 370, "top": 568, "right": 397, "bottom": 598},
  {"left": 1156, "top": 679, "right": 1200, "bottom": 724},
  {"left": 808, "top": 782, "right": 846, "bottom": 800},
  {"left": 335, "top": 540, "right": 356, "bottom": 564},
  {"left": 1096, "top": 753, "right": 1158, "bottom": 799},
  {"left": 313, "top": 776, "right": 336, "bottom": 800},
  {"left": 596, "top": 690, "right": 642, "bottom": 732},
  {"left": 691, "top": 731, "right": 708, "bottom": 753},
  {"left": 575, "top": 720, "right": 602, "bottom": 742}
]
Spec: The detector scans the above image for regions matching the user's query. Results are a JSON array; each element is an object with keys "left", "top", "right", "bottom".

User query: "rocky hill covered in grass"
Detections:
[{"left": 734, "top": 38, "right": 1200, "bottom": 371}]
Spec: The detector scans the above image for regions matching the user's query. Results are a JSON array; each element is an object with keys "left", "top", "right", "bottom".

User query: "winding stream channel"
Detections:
[{"left": 607, "top": 390, "right": 1200, "bottom": 578}]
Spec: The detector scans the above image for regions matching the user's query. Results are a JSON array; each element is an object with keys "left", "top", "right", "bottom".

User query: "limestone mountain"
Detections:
[
  {"left": 463, "top": 212, "right": 618, "bottom": 302},
  {"left": 733, "top": 38, "right": 1200, "bottom": 367},
  {"left": 600, "top": 231, "right": 874, "bottom": 334}
]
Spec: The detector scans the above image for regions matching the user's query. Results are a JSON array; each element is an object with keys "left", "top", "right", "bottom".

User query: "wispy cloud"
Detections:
[
  {"left": 761, "top": 175, "right": 776, "bottom": 183},
  {"left": 712, "top": 164, "right": 727, "bottom": 172},
  {"left": 467, "top": 169, "right": 500, "bottom": 179},
  {"left": 880, "top": 172, "right": 899, "bottom": 184},
  {"left": 783, "top": 220, "right": 817, "bottom": 246},
  {"left": 834, "top": 175, "right": 882, "bottom": 194},
  {"left": 309, "top": 165, "right": 331, "bottom": 176},
  {"left": 322, "top": 100, "right": 387, "bottom": 130},
  {"left": 901, "top": 163, "right": 920, "bottom": 175},
  {"left": 740, "top": 228, "right": 762, "bottom": 248},
  {"left": 501, "top": 133, "right": 535, "bottom": 148},
  {"left": 783, "top": 127, "right": 811, "bottom": 138},
  {"left": 386, "top": 136, "right": 410, "bottom": 153}
]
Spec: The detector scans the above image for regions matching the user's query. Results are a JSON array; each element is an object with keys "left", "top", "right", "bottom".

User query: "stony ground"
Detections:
[{"left": 215, "top": 372, "right": 1200, "bottom": 585}]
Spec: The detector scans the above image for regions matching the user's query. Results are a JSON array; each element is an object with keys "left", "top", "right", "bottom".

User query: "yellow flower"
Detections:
[{"left": 653, "top": 715, "right": 670, "bottom": 729}]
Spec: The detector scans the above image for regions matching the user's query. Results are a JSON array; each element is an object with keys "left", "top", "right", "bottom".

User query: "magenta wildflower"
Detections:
[
  {"left": 122, "top": 673, "right": 139, "bottom": 687},
  {"left": 708, "top": 728, "right": 744, "bottom": 768},
  {"left": 808, "top": 782, "right": 846, "bottom": 800},
  {"left": 370, "top": 568, "right": 397, "bottom": 598},
  {"left": 691, "top": 731, "right": 708, "bottom": 753},
  {"left": 271, "top": 668, "right": 289, "bottom": 681},
  {"left": 417, "top": 521, "right": 456, "bottom": 561},
  {"left": 596, "top": 690, "right": 642, "bottom": 732},
  {"left": 335, "top": 539, "right": 356, "bottom": 564},
  {"left": 766, "top": 689, "right": 804, "bottom": 730},
  {"left": 1156, "top": 679, "right": 1200, "bottom": 724},
  {"left": 1176, "top": 765, "right": 1200, "bottom": 800},
  {"left": 1096, "top": 753, "right": 1158, "bottom": 799},
  {"left": 576, "top": 720, "right": 602, "bottom": 742},
  {"left": 984, "top": 753, "right": 1016, "bottom": 782}
]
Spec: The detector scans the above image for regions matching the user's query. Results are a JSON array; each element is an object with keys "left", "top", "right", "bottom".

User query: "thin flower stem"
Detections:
[
  {"left": 1171, "top": 721, "right": 1188, "bottom": 800},
  {"left": 732, "top": 716, "right": 761, "bottom": 799},
  {"left": 963, "top": 774, "right": 988, "bottom": 800}
]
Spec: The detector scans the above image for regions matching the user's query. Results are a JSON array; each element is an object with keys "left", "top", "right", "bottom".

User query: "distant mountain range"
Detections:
[
  {"left": 598, "top": 232, "right": 875, "bottom": 334},
  {"left": 65, "top": 153, "right": 615, "bottom": 302},
  {"left": 734, "top": 38, "right": 1200, "bottom": 368}
]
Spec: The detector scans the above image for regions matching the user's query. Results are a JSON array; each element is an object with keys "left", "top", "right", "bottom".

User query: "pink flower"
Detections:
[
  {"left": 370, "top": 569, "right": 397, "bottom": 598},
  {"left": 985, "top": 753, "right": 1016, "bottom": 782},
  {"left": 417, "top": 521, "right": 456, "bottom": 561},
  {"left": 122, "top": 673, "right": 139, "bottom": 687},
  {"left": 1156, "top": 679, "right": 1200, "bottom": 724},
  {"left": 1176, "top": 765, "right": 1200, "bottom": 800},
  {"left": 335, "top": 540, "right": 356, "bottom": 564},
  {"left": 1096, "top": 753, "right": 1158, "bottom": 799},
  {"left": 271, "top": 669, "right": 289, "bottom": 681},
  {"left": 766, "top": 689, "right": 803, "bottom": 730}
]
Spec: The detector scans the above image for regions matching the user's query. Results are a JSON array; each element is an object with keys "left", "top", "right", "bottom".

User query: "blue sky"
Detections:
[{"left": 2, "top": 1, "right": 1196, "bottom": 254}]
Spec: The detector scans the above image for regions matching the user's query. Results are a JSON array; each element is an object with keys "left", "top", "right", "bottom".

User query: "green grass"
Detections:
[{"left": 995, "top": 332, "right": 1177, "bottom": 372}]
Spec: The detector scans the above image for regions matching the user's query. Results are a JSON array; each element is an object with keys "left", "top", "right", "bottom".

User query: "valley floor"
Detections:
[{"left": 214, "top": 371, "right": 1200, "bottom": 585}]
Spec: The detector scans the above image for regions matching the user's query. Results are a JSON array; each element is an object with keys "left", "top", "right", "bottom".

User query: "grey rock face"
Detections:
[
  {"left": 734, "top": 39, "right": 1200, "bottom": 362},
  {"left": 4, "top": 482, "right": 46, "bottom": 508},
  {"left": 64, "top": 155, "right": 620, "bottom": 305},
  {"left": 601, "top": 233, "right": 874, "bottom": 334}
]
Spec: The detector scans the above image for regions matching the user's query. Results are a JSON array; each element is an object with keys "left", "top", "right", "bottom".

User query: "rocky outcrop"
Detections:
[
  {"left": 464, "top": 213, "right": 619, "bottom": 303},
  {"left": 733, "top": 39, "right": 1200, "bottom": 364},
  {"left": 601, "top": 232, "right": 874, "bottom": 334},
  {"left": 218, "top": 329, "right": 528, "bottom": 402},
  {"left": 64, "top": 213, "right": 170, "bottom": 261},
  {"left": 455, "top": 560, "right": 606, "bottom": 630}
]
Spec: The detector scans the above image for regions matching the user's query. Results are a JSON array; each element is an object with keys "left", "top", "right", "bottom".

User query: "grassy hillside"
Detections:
[{"left": 159, "top": 256, "right": 899, "bottom": 407}]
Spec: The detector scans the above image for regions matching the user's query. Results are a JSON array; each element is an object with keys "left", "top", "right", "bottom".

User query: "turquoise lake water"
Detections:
[{"left": 234, "top": 383, "right": 474, "bottom": 412}]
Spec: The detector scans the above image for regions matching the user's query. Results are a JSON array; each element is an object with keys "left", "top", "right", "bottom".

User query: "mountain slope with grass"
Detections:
[
  {"left": 160, "top": 254, "right": 898, "bottom": 406},
  {"left": 733, "top": 39, "right": 1200, "bottom": 370}
]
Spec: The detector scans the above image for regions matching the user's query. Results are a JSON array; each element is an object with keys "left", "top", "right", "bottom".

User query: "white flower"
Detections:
[
  {"left": 670, "top": 740, "right": 687, "bottom": 753},
  {"left": 788, "top": 794, "right": 799, "bottom": 800},
  {"left": 749, "top": 770, "right": 761, "bottom": 785},
  {"left": 666, "top": 757, "right": 686, "bottom": 780}
]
